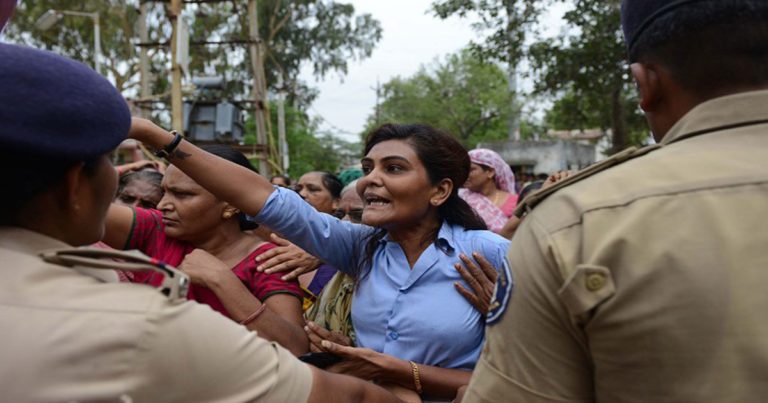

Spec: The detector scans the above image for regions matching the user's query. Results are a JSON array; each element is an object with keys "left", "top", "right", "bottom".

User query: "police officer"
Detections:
[
  {"left": 0, "top": 43, "right": 399, "bottom": 402},
  {"left": 462, "top": 1, "right": 768, "bottom": 402}
]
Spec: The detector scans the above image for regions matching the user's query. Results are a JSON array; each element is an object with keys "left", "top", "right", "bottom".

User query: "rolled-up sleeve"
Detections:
[{"left": 254, "top": 187, "right": 372, "bottom": 275}]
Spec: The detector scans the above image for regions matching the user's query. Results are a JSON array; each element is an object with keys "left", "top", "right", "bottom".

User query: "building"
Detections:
[{"left": 478, "top": 138, "right": 597, "bottom": 175}]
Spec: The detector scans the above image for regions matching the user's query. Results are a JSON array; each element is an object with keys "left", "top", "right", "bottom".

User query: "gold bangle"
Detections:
[{"left": 409, "top": 360, "right": 423, "bottom": 394}]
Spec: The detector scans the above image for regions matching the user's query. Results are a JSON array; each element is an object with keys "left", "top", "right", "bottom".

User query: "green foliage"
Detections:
[
  {"left": 245, "top": 102, "right": 360, "bottom": 179},
  {"left": 367, "top": 50, "right": 513, "bottom": 149},
  {"left": 4, "top": 1, "right": 148, "bottom": 93},
  {"left": 4, "top": 1, "right": 381, "bottom": 108},
  {"left": 528, "top": 0, "right": 649, "bottom": 153},
  {"left": 431, "top": 0, "right": 551, "bottom": 65}
]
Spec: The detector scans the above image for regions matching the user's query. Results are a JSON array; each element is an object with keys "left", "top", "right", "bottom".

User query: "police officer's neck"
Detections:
[{"left": 631, "top": 62, "right": 705, "bottom": 143}]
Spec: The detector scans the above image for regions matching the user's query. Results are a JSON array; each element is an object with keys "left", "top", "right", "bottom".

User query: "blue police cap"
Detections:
[
  {"left": 621, "top": 0, "right": 704, "bottom": 52},
  {"left": 0, "top": 43, "right": 130, "bottom": 159}
]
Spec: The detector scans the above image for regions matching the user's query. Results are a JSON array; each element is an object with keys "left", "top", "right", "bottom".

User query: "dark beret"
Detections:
[
  {"left": 0, "top": 43, "right": 130, "bottom": 160},
  {"left": 621, "top": 0, "right": 704, "bottom": 51}
]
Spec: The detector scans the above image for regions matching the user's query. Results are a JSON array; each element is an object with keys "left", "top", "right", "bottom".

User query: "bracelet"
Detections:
[
  {"left": 239, "top": 304, "right": 267, "bottom": 326},
  {"left": 154, "top": 130, "right": 183, "bottom": 159},
  {"left": 115, "top": 166, "right": 124, "bottom": 176},
  {"left": 409, "top": 360, "right": 423, "bottom": 394}
]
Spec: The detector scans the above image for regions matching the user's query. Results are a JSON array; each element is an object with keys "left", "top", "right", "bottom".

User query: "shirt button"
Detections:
[
  {"left": 586, "top": 273, "right": 606, "bottom": 291},
  {"left": 389, "top": 331, "right": 399, "bottom": 340}
]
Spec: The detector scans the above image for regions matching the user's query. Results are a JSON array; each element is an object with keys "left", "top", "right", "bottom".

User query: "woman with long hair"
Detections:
[{"left": 128, "top": 119, "right": 510, "bottom": 400}]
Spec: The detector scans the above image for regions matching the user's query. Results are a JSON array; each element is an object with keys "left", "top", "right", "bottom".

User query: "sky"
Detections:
[{"left": 298, "top": 0, "right": 570, "bottom": 143}]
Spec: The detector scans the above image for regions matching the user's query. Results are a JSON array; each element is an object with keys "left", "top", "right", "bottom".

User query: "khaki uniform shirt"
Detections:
[
  {"left": 0, "top": 227, "right": 312, "bottom": 402},
  {"left": 465, "top": 90, "right": 768, "bottom": 402}
]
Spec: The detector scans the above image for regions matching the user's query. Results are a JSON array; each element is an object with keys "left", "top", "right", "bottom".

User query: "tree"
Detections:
[
  {"left": 528, "top": 0, "right": 648, "bottom": 153},
  {"left": 431, "top": 0, "right": 552, "bottom": 139},
  {"left": 366, "top": 50, "right": 514, "bottom": 149},
  {"left": 4, "top": 1, "right": 381, "bottom": 107},
  {"left": 245, "top": 103, "right": 360, "bottom": 178}
]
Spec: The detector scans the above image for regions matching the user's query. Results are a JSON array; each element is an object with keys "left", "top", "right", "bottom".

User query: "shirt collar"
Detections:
[
  {"left": 661, "top": 89, "right": 768, "bottom": 146},
  {"left": 435, "top": 220, "right": 456, "bottom": 254},
  {"left": 379, "top": 220, "right": 457, "bottom": 254},
  {"left": 0, "top": 227, "right": 70, "bottom": 254}
]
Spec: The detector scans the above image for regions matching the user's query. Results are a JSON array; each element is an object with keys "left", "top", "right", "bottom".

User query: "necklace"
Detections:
[{"left": 492, "top": 191, "right": 501, "bottom": 206}]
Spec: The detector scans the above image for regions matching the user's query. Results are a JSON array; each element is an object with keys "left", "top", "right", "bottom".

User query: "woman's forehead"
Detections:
[
  {"left": 365, "top": 139, "right": 418, "bottom": 160},
  {"left": 162, "top": 165, "right": 199, "bottom": 189},
  {"left": 298, "top": 172, "right": 323, "bottom": 185}
]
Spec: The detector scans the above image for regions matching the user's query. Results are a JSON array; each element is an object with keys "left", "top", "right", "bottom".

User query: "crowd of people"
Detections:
[{"left": 1, "top": 0, "right": 768, "bottom": 402}]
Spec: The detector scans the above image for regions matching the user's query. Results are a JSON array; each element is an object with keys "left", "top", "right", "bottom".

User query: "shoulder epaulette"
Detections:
[
  {"left": 514, "top": 143, "right": 662, "bottom": 218},
  {"left": 39, "top": 247, "right": 189, "bottom": 302}
]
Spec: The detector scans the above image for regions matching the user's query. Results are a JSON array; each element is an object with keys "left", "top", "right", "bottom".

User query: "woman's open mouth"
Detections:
[{"left": 364, "top": 194, "right": 391, "bottom": 207}]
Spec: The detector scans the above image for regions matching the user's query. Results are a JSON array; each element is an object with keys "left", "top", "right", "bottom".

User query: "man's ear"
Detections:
[
  {"left": 430, "top": 178, "right": 454, "bottom": 207},
  {"left": 60, "top": 162, "right": 86, "bottom": 214},
  {"left": 630, "top": 62, "right": 662, "bottom": 113}
]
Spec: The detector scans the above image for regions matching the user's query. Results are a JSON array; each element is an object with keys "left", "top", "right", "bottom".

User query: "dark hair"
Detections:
[
  {"left": 518, "top": 180, "right": 544, "bottom": 202},
  {"left": 630, "top": 1, "right": 768, "bottom": 99},
  {"left": 270, "top": 174, "right": 291, "bottom": 186},
  {"left": 352, "top": 123, "right": 486, "bottom": 279},
  {"left": 117, "top": 169, "right": 164, "bottom": 196},
  {"left": 197, "top": 145, "right": 259, "bottom": 231},
  {"left": 0, "top": 151, "right": 100, "bottom": 225},
  {"left": 307, "top": 171, "right": 343, "bottom": 199}
]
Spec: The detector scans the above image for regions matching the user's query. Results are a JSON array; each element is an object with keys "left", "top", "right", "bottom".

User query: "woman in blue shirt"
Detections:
[{"left": 128, "top": 119, "right": 511, "bottom": 400}]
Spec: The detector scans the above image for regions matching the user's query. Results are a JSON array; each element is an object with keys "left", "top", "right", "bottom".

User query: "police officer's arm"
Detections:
[
  {"left": 462, "top": 215, "right": 593, "bottom": 403},
  {"left": 143, "top": 293, "right": 401, "bottom": 402},
  {"left": 129, "top": 118, "right": 274, "bottom": 217}
]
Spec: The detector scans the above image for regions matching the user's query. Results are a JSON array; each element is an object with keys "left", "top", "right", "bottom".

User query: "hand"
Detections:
[
  {"left": 321, "top": 340, "right": 391, "bottom": 381},
  {"left": 542, "top": 170, "right": 573, "bottom": 189},
  {"left": 178, "top": 248, "right": 231, "bottom": 287},
  {"left": 379, "top": 383, "right": 422, "bottom": 403},
  {"left": 454, "top": 252, "right": 498, "bottom": 315},
  {"left": 305, "top": 321, "right": 352, "bottom": 353},
  {"left": 453, "top": 385, "right": 468, "bottom": 403},
  {"left": 499, "top": 215, "right": 522, "bottom": 240},
  {"left": 255, "top": 233, "right": 323, "bottom": 281},
  {"left": 116, "top": 159, "right": 164, "bottom": 176}
]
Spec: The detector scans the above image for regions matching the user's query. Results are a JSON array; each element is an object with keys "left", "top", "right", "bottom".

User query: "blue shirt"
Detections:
[{"left": 256, "top": 187, "right": 511, "bottom": 370}]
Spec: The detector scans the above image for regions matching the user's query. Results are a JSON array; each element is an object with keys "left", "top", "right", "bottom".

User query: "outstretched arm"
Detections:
[
  {"left": 128, "top": 118, "right": 273, "bottom": 217},
  {"left": 319, "top": 340, "right": 471, "bottom": 400},
  {"left": 102, "top": 203, "right": 134, "bottom": 249}
]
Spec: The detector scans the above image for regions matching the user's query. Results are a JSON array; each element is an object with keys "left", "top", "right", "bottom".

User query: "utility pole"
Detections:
[
  {"left": 138, "top": 1, "right": 150, "bottom": 119},
  {"left": 277, "top": 74, "right": 288, "bottom": 173},
  {"left": 505, "top": 0, "right": 520, "bottom": 141},
  {"left": 248, "top": 0, "right": 269, "bottom": 175},
  {"left": 169, "top": 0, "right": 184, "bottom": 133},
  {"left": 372, "top": 77, "right": 381, "bottom": 126}
]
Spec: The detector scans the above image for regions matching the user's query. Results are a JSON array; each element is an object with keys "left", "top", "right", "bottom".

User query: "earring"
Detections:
[
  {"left": 431, "top": 200, "right": 438, "bottom": 206},
  {"left": 222, "top": 210, "right": 234, "bottom": 219}
]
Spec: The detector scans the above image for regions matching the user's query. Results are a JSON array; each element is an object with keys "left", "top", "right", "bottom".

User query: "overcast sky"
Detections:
[{"left": 298, "top": 0, "right": 570, "bottom": 142}]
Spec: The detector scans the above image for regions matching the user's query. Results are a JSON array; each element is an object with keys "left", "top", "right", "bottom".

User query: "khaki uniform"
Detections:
[
  {"left": 0, "top": 227, "right": 312, "bottom": 402},
  {"left": 465, "top": 90, "right": 768, "bottom": 402}
]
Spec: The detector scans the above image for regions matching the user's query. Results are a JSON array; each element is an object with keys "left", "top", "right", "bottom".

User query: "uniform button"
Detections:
[
  {"left": 389, "top": 331, "right": 399, "bottom": 340},
  {"left": 586, "top": 273, "right": 606, "bottom": 291}
]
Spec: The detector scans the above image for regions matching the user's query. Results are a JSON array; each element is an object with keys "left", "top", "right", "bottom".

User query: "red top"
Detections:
[{"left": 125, "top": 208, "right": 302, "bottom": 319}]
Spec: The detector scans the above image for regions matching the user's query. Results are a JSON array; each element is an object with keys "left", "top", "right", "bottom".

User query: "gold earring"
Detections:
[{"left": 222, "top": 211, "right": 234, "bottom": 219}]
